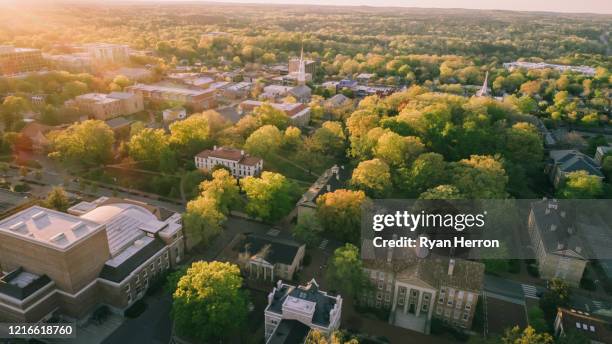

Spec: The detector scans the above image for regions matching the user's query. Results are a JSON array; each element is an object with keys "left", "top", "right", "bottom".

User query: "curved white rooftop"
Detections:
[
  {"left": 80, "top": 203, "right": 164, "bottom": 256},
  {"left": 80, "top": 203, "right": 157, "bottom": 225}
]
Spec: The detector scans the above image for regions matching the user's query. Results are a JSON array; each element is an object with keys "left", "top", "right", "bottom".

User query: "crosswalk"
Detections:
[
  {"left": 521, "top": 284, "right": 539, "bottom": 299},
  {"left": 592, "top": 300, "right": 604, "bottom": 310},
  {"left": 319, "top": 239, "right": 329, "bottom": 250}
]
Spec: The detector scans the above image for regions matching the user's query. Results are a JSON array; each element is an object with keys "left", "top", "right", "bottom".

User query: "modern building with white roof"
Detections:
[{"left": 0, "top": 197, "right": 184, "bottom": 323}]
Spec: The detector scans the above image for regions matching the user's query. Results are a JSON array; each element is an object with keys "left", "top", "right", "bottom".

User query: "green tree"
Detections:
[
  {"left": 244, "top": 125, "right": 283, "bottom": 157},
  {"left": 127, "top": 128, "right": 170, "bottom": 170},
  {"left": 172, "top": 261, "right": 248, "bottom": 342},
  {"left": 310, "top": 121, "right": 346, "bottom": 155},
  {"left": 198, "top": 169, "right": 239, "bottom": 213},
  {"left": 501, "top": 326, "right": 553, "bottom": 344},
  {"left": 316, "top": 189, "right": 366, "bottom": 243},
  {"left": 1, "top": 96, "right": 28, "bottom": 130},
  {"left": 450, "top": 155, "right": 508, "bottom": 198},
  {"left": 169, "top": 114, "right": 211, "bottom": 156},
  {"left": 293, "top": 212, "right": 323, "bottom": 247},
  {"left": 326, "top": 244, "right": 370, "bottom": 298},
  {"left": 283, "top": 126, "right": 302, "bottom": 149},
  {"left": 240, "top": 172, "right": 296, "bottom": 222},
  {"left": 504, "top": 123, "right": 543, "bottom": 172},
  {"left": 350, "top": 158, "right": 391, "bottom": 197},
  {"left": 44, "top": 187, "right": 70, "bottom": 212},
  {"left": 400, "top": 152, "right": 447, "bottom": 196},
  {"left": 374, "top": 132, "right": 424, "bottom": 166},
  {"left": 253, "top": 103, "right": 289, "bottom": 129},
  {"left": 558, "top": 171, "right": 603, "bottom": 199},
  {"left": 539, "top": 278, "right": 570, "bottom": 324},
  {"left": 183, "top": 196, "right": 226, "bottom": 248},
  {"left": 419, "top": 184, "right": 464, "bottom": 199},
  {"left": 48, "top": 120, "right": 115, "bottom": 167}
]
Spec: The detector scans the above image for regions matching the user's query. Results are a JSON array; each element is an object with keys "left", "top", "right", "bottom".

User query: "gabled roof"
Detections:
[
  {"left": 550, "top": 150, "right": 603, "bottom": 177},
  {"left": 238, "top": 233, "right": 302, "bottom": 266},
  {"left": 195, "top": 146, "right": 262, "bottom": 166},
  {"left": 530, "top": 200, "right": 586, "bottom": 260},
  {"left": 289, "top": 85, "right": 311, "bottom": 98}
]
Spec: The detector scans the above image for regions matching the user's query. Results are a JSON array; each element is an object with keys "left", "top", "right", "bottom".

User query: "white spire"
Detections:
[
  {"left": 297, "top": 44, "right": 306, "bottom": 85},
  {"left": 476, "top": 71, "right": 489, "bottom": 97}
]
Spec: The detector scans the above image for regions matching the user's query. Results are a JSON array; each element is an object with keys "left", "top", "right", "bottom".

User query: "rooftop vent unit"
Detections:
[
  {"left": 9, "top": 221, "right": 28, "bottom": 234},
  {"left": 32, "top": 211, "right": 47, "bottom": 220},
  {"left": 71, "top": 222, "right": 88, "bottom": 237},
  {"left": 49, "top": 232, "right": 69, "bottom": 246}
]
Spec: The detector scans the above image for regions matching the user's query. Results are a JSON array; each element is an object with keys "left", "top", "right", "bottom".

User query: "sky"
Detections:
[{"left": 202, "top": 0, "right": 612, "bottom": 14}]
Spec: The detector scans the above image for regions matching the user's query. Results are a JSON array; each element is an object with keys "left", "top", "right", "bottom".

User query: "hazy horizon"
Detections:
[
  {"left": 3, "top": 0, "right": 612, "bottom": 15},
  {"left": 206, "top": 0, "right": 612, "bottom": 14}
]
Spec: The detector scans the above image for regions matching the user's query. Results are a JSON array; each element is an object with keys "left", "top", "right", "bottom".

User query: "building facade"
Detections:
[
  {"left": 0, "top": 197, "right": 184, "bottom": 323},
  {"left": 528, "top": 199, "right": 587, "bottom": 287},
  {"left": 0, "top": 46, "right": 46, "bottom": 76},
  {"left": 195, "top": 146, "right": 263, "bottom": 178},
  {"left": 236, "top": 233, "right": 305, "bottom": 282},
  {"left": 361, "top": 249, "right": 484, "bottom": 334},
  {"left": 265, "top": 279, "right": 342, "bottom": 343},
  {"left": 126, "top": 84, "right": 216, "bottom": 111},
  {"left": 69, "top": 92, "right": 144, "bottom": 120}
]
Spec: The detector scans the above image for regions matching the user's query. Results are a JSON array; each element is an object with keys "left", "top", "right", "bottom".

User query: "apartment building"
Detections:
[
  {"left": 82, "top": 43, "right": 130, "bottom": 65},
  {"left": 0, "top": 46, "right": 46, "bottom": 76},
  {"left": 69, "top": 92, "right": 144, "bottom": 120},
  {"left": 195, "top": 146, "right": 263, "bottom": 178},
  {"left": 239, "top": 100, "right": 311, "bottom": 127},
  {"left": 361, "top": 244, "right": 484, "bottom": 334},
  {"left": 0, "top": 197, "right": 184, "bottom": 323},
  {"left": 265, "top": 279, "right": 342, "bottom": 343},
  {"left": 126, "top": 84, "right": 216, "bottom": 111}
]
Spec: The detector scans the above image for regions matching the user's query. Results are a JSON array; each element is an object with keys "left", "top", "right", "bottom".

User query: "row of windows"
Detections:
[{"left": 124, "top": 251, "right": 170, "bottom": 303}]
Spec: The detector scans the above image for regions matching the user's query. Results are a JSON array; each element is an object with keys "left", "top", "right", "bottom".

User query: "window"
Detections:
[
  {"left": 436, "top": 307, "right": 443, "bottom": 315},
  {"left": 463, "top": 312, "right": 469, "bottom": 321},
  {"left": 438, "top": 288, "right": 445, "bottom": 304}
]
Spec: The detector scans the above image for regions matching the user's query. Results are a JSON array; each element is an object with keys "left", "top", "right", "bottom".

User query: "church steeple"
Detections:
[
  {"left": 476, "top": 71, "right": 489, "bottom": 97},
  {"left": 297, "top": 44, "right": 306, "bottom": 86}
]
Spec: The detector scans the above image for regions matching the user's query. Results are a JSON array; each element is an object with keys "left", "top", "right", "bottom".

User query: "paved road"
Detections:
[
  {"left": 102, "top": 293, "right": 172, "bottom": 344},
  {"left": 484, "top": 274, "right": 612, "bottom": 314}
]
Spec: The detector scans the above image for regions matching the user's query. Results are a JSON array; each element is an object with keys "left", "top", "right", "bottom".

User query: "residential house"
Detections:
[{"left": 547, "top": 150, "right": 603, "bottom": 188}]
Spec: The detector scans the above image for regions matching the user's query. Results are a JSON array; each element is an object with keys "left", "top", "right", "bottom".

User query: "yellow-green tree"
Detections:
[
  {"left": 240, "top": 171, "right": 295, "bottom": 221},
  {"left": 350, "top": 158, "right": 391, "bottom": 197},
  {"left": 48, "top": 120, "right": 115, "bottom": 167},
  {"left": 172, "top": 261, "right": 248, "bottom": 342}
]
